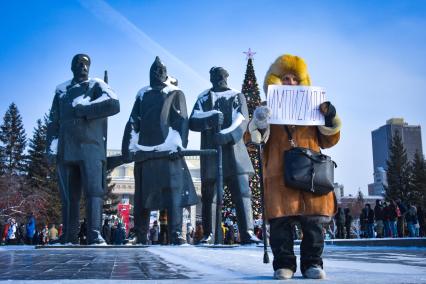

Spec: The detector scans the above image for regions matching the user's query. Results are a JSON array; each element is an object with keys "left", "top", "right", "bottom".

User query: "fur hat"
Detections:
[{"left": 263, "top": 54, "right": 311, "bottom": 94}]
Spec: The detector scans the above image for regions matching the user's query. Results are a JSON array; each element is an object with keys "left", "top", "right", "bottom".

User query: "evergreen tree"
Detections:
[
  {"left": 241, "top": 49, "right": 262, "bottom": 218},
  {"left": 410, "top": 151, "right": 426, "bottom": 208},
  {"left": 27, "top": 119, "right": 48, "bottom": 191},
  {"left": 386, "top": 130, "right": 411, "bottom": 202},
  {"left": 26, "top": 115, "right": 61, "bottom": 224},
  {"left": 103, "top": 171, "right": 119, "bottom": 215},
  {"left": 0, "top": 103, "right": 27, "bottom": 175}
]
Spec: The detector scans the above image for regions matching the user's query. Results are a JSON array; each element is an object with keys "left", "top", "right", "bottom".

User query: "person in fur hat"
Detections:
[{"left": 249, "top": 54, "right": 341, "bottom": 280}]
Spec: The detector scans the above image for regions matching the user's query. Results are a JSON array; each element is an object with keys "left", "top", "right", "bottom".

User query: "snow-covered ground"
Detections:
[
  {"left": 0, "top": 244, "right": 425, "bottom": 283},
  {"left": 146, "top": 245, "right": 426, "bottom": 283}
]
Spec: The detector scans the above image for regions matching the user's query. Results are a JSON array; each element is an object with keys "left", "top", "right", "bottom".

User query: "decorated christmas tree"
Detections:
[
  {"left": 222, "top": 49, "right": 263, "bottom": 220},
  {"left": 242, "top": 48, "right": 262, "bottom": 218}
]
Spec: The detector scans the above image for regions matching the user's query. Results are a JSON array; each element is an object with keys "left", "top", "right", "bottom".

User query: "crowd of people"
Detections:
[
  {"left": 0, "top": 213, "right": 62, "bottom": 245},
  {"left": 334, "top": 199, "right": 425, "bottom": 239}
]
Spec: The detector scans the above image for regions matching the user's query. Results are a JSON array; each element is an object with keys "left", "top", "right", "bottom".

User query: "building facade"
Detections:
[{"left": 370, "top": 118, "right": 423, "bottom": 195}]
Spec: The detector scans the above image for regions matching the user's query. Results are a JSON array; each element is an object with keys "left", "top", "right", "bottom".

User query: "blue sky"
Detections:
[{"left": 1, "top": 0, "right": 425, "bottom": 196}]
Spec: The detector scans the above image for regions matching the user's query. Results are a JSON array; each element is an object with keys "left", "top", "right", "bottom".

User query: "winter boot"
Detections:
[
  {"left": 303, "top": 266, "right": 326, "bottom": 279},
  {"left": 274, "top": 268, "right": 294, "bottom": 280},
  {"left": 86, "top": 197, "right": 105, "bottom": 245}
]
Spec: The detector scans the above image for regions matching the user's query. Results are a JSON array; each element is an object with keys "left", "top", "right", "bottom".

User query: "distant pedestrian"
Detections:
[
  {"left": 26, "top": 213, "right": 36, "bottom": 245},
  {"left": 194, "top": 223, "right": 204, "bottom": 245},
  {"left": 363, "top": 204, "right": 375, "bottom": 238},
  {"left": 417, "top": 206, "right": 425, "bottom": 237},
  {"left": 41, "top": 224, "right": 49, "bottom": 245},
  {"left": 149, "top": 221, "right": 159, "bottom": 245},
  {"left": 374, "top": 200, "right": 384, "bottom": 238},
  {"left": 113, "top": 223, "right": 126, "bottom": 245},
  {"left": 344, "top": 208, "right": 352, "bottom": 239},
  {"left": 396, "top": 199, "right": 407, "bottom": 238},
  {"left": 406, "top": 204, "right": 419, "bottom": 237},
  {"left": 102, "top": 219, "right": 111, "bottom": 244},
  {"left": 7, "top": 219, "right": 17, "bottom": 245},
  {"left": 49, "top": 224, "right": 59, "bottom": 243},
  {"left": 58, "top": 224, "right": 63, "bottom": 239},
  {"left": 79, "top": 219, "right": 87, "bottom": 245},
  {"left": 186, "top": 223, "right": 194, "bottom": 245},
  {"left": 334, "top": 207, "right": 345, "bottom": 239}
]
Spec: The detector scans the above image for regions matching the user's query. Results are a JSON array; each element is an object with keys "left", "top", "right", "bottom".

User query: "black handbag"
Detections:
[{"left": 283, "top": 126, "right": 337, "bottom": 195}]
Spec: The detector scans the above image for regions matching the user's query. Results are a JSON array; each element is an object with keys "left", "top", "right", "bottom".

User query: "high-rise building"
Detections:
[{"left": 369, "top": 118, "right": 423, "bottom": 195}]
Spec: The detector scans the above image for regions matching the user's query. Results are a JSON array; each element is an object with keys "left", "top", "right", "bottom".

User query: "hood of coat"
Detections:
[{"left": 263, "top": 54, "right": 311, "bottom": 94}]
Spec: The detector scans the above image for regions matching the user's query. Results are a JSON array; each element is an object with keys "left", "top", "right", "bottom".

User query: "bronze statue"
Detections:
[
  {"left": 46, "top": 54, "right": 120, "bottom": 244},
  {"left": 121, "top": 57, "right": 198, "bottom": 245},
  {"left": 189, "top": 67, "right": 260, "bottom": 244}
]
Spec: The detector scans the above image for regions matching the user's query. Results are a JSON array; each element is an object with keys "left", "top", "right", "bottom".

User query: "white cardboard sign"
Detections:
[{"left": 267, "top": 85, "right": 326, "bottom": 125}]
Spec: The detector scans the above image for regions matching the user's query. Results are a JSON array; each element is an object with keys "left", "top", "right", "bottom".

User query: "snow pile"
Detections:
[
  {"left": 129, "top": 127, "right": 183, "bottom": 153},
  {"left": 210, "top": 89, "right": 239, "bottom": 106},
  {"left": 72, "top": 78, "right": 118, "bottom": 107},
  {"left": 49, "top": 138, "right": 58, "bottom": 155},
  {"left": 191, "top": 109, "right": 222, "bottom": 119},
  {"left": 220, "top": 111, "right": 244, "bottom": 134}
]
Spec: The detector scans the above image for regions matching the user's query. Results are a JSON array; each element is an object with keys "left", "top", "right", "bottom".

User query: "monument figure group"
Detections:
[
  {"left": 45, "top": 52, "right": 342, "bottom": 280},
  {"left": 46, "top": 54, "right": 260, "bottom": 245}
]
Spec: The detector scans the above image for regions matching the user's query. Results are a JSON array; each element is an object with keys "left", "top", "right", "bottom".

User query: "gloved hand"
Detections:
[
  {"left": 319, "top": 101, "right": 336, "bottom": 127},
  {"left": 214, "top": 133, "right": 232, "bottom": 145},
  {"left": 208, "top": 112, "right": 224, "bottom": 129},
  {"left": 253, "top": 106, "right": 271, "bottom": 129}
]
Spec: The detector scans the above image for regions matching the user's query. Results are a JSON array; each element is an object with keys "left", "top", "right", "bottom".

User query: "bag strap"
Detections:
[{"left": 284, "top": 125, "right": 297, "bottom": 147}]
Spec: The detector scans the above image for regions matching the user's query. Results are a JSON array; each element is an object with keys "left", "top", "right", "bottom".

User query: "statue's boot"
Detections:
[
  {"left": 200, "top": 202, "right": 216, "bottom": 244},
  {"left": 87, "top": 196, "right": 106, "bottom": 245},
  {"left": 168, "top": 205, "right": 186, "bottom": 245},
  {"left": 235, "top": 196, "right": 261, "bottom": 244},
  {"left": 131, "top": 208, "right": 149, "bottom": 245}
]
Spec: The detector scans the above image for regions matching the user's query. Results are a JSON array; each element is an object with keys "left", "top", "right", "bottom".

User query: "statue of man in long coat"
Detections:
[
  {"left": 47, "top": 54, "right": 120, "bottom": 244},
  {"left": 122, "top": 57, "right": 198, "bottom": 245}
]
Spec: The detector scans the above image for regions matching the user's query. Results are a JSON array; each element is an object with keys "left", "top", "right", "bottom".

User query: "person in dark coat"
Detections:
[
  {"left": 344, "top": 208, "right": 352, "bottom": 239},
  {"left": 113, "top": 223, "right": 126, "bottom": 245},
  {"left": 79, "top": 219, "right": 87, "bottom": 245},
  {"left": 363, "top": 204, "right": 375, "bottom": 238},
  {"left": 121, "top": 57, "right": 198, "bottom": 245},
  {"left": 396, "top": 199, "right": 407, "bottom": 237},
  {"left": 374, "top": 200, "right": 384, "bottom": 238},
  {"left": 17, "top": 223, "right": 26, "bottom": 245},
  {"left": 46, "top": 54, "right": 120, "bottom": 244},
  {"left": 102, "top": 219, "right": 111, "bottom": 244},
  {"left": 25, "top": 213, "right": 36, "bottom": 245},
  {"left": 417, "top": 206, "right": 425, "bottom": 237},
  {"left": 189, "top": 67, "right": 260, "bottom": 245},
  {"left": 334, "top": 207, "right": 345, "bottom": 239}
]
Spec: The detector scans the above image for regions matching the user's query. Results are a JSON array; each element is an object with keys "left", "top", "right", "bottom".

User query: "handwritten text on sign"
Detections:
[{"left": 267, "top": 85, "right": 326, "bottom": 125}]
